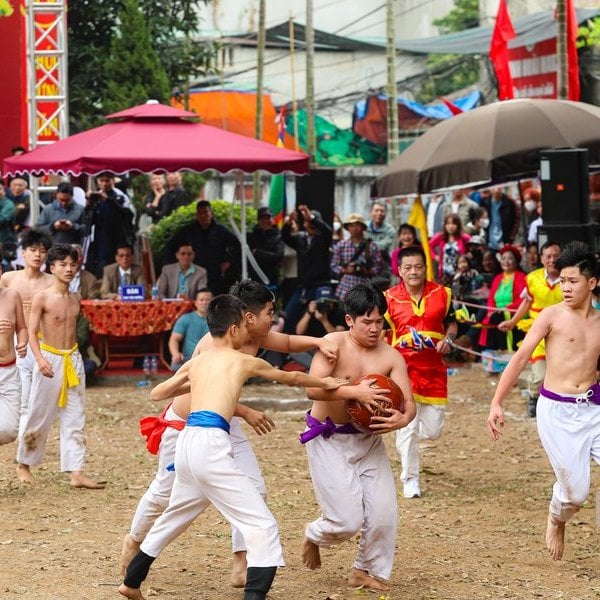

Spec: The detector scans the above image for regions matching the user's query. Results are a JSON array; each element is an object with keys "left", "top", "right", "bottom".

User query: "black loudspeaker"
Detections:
[
  {"left": 540, "top": 148, "right": 589, "bottom": 225},
  {"left": 538, "top": 222, "right": 600, "bottom": 252},
  {"left": 295, "top": 169, "right": 335, "bottom": 225}
]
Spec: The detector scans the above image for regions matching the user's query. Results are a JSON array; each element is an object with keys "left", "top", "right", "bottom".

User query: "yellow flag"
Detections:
[{"left": 407, "top": 196, "right": 435, "bottom": 281}]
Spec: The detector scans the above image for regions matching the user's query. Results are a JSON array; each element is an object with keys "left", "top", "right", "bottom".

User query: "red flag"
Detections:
[
  {"left": 566, "top": 0, "right": 580, "bottom": 100},
  {"left": 441, "top": 97, "right": 463, "bottom": 115},
  {"left": 489, "top": 0, "right": 516, "bottom": 100}
]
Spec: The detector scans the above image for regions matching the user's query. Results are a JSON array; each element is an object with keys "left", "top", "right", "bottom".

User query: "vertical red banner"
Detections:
[{"left": 0, "top": 0, "right": 28, "bottom": 161}]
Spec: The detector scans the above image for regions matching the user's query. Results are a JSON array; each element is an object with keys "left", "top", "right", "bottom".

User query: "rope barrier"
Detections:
[
  {"left": 453, "top": 299, "right": 519, "bottom": 314},
  {"left": 447, "top": 339, "right": 513, "bottom": 363}
]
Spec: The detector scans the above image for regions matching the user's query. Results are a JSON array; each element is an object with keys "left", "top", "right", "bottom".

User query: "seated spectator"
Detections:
[
  {"left": 0, "top": 183, "right": 16, "bottom": 245},
  {"left": 464, "top": 206, "right": 489, "bottom": 242},
  {"left": 69, "top": 244, "right": 101, "bottom": 376},
  {"left": 390, "top": 223, "right": 418, "bottom": 276},
  {"left": 7, "top": 177, "right": 31, "bottom": 233},
  {"left": 247, "top": 207, "right": 285, "bottom": 287},
  {"left": 164, "top": 200, "right": 240, "bottom": 295},
  {"left": 523, "top": 241, "right": 540, "bottom": 273},
  {"left": 451, "top": 255, "right": 485, "bottom": 302},
  {"left": 429, "top": 214, "right": 471, "bottom": 284},
  {"left": 100, "top": 244, "right": 144, "bottom": 299},
  {"left": 168, "top": 288, "right": 212, "bottom": 371},
  {"left": 291, "top": 285, "right": 346, "bottom": 370},
  {"left": 156, "top": 243, "right": 208, "bottom": 299},
  {"left": 479, "top": 245, "right": 527, "bottom": 351},
  {"left": 330, "top": 212, "right": 384, "bottom": 300},
  {"left": 37, "top": 182, "right": 86, "bottom": 245}
]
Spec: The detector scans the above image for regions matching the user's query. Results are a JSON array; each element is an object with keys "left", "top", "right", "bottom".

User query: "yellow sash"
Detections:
[{"left": 40, "top": 343, "right": 80, "bottom": 408}]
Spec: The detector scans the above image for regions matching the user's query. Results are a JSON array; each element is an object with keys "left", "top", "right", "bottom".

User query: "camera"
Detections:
[{"left": 316, "top": 300, "right": 331, "bottom": 313}]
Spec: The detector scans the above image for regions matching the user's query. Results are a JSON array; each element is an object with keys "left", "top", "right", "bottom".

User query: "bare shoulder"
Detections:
[
  {"left": 0, "top": 271, "right": 17, "bottom": 286},
  {"left": 326, "top": 330, "right": 348, "bottom": 346}
]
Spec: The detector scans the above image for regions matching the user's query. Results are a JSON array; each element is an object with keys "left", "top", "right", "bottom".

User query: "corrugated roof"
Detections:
[
  {"left": 226, "top": 21, "right": 384, "bottom": 52},
  {"left": 394, "top": 8, "right": 599, "bottom": 55}
]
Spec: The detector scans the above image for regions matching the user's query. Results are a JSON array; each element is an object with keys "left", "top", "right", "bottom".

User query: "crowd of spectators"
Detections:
[{"left": 2, "top": 172, "right": 582, "bottom": 374}]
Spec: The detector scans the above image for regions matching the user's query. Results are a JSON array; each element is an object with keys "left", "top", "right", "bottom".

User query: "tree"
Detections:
[
  {"left": 103, "top": 0, "right": 171, "bottom": 114},
  {"left": 67, "top": 0, "right": 218, "bottom": 131},
  {"left": 416, "top": 0, "right": 480, "bottom": 103}
]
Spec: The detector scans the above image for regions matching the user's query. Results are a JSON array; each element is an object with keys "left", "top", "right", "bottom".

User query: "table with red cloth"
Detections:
[{"left": 81, "top": 299, "right": 194, "bottom": 372}]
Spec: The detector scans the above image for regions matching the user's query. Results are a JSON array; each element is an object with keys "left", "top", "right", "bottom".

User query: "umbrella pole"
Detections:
[{"left": 237, "top": 173, "right": 248, "bottom": 280}]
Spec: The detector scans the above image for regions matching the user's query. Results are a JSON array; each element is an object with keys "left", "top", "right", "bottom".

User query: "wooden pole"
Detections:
[
  {"left": 556, "top": 0, "right": 568, "bottom": 99},
  {"left": 289, "top": 16, "right": 300, "bottom": 151},
  {"left": 254, "top": 0, "right": 266, "bottom": 205},
  {"left": 386, "top": 0, "right": 399, "bottom": 160},
  {"left": 305, "top": 0, "right": 316, "bottom": 164}
]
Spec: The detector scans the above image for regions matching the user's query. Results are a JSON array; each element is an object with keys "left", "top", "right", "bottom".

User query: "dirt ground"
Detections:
[{"left": 1, "top": 366, "right": 599, "bottom": 600}]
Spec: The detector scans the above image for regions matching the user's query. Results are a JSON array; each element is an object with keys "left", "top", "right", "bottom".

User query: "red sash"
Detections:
[{"left": 139, "top": 403, "right": 185, "bottom": 455}]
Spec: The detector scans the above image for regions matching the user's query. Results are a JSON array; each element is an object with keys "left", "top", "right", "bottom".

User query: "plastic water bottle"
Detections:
[
  {"left": 143, "top": 355, "right": 150, "bottom": 376},
  {"left": 151, "top": 283, "right": 159, "bottom": 301},
  {"left": 150, "top": 355, "right": 158, "bottom": 375},
  {"left": 117, "top": 284, "right": 123, "bottom": 301}
]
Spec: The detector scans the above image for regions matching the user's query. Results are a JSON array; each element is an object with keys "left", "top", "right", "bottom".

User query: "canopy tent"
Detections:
[
  {"left": 2, "top": 103, "right": 309, "bottom": 178},
  {"left": 3, "top": 102, "right": 310, "bottom": 280}
]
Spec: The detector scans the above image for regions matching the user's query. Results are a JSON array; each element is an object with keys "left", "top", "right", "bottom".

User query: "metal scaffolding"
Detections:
[{"left": 25, "top": 0, "right": 69, "bottom": 222}]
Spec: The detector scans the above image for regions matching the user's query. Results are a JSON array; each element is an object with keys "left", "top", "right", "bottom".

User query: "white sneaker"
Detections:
[{"left": 403, "top": 477, "right": 421, "bottom": 498}]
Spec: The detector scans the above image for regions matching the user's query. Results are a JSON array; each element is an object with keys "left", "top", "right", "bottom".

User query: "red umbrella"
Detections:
[{"left": 2, "top": 102, "right": 309, "bottom": 176}]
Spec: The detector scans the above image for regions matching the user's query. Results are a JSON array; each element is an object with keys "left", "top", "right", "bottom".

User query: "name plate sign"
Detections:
[{"left": 119, "top": 285, "right": 145, "bottom": 301}]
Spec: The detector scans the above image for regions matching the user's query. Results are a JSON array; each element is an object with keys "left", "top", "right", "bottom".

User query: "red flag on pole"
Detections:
[
  {"left": 566, "top": 0, "right": 580, "bottom": 100},
  {"left": 489, "top": 0, "right": 516, "bottom": 100}
]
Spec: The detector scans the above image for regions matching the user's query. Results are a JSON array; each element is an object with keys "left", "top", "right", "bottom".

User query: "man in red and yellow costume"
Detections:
[
  {"left": 499, "top": 241, "right": 562, "bottom": 417},
  {"left": 384, "top": 246, "right": 457, "bottom": 498}
]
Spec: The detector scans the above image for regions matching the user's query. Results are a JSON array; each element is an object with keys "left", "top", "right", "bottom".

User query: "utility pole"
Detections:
[
  {"left": 254, "top": 0, "right": 266, "bottom": 205},
  {"left": 386, "top": 0, "right": 399, "bottom": 160},
  {"left": 556, "top": 0, "right": 568, "bottom": 99},
  {"left": 305, "top": 0, "right": 316, "bottom": 164}
]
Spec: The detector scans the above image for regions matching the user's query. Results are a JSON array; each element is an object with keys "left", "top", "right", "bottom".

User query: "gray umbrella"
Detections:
[{"left": 374, "top": 99, "right": 600, "bottom": 197}]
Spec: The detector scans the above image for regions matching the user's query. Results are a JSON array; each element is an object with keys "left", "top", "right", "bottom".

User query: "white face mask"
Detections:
[
  {"left": 333, "top": 221, "right": 342, "bottom": 232},
  {"left": 524, "top": 201, "right": 537, "bottom": 212},
  {"left": 479, "top": 218, "right": 489, "bottom": 229}
]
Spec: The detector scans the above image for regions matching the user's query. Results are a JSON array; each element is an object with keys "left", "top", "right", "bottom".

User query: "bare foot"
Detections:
[
  {"left": 231, "top": 550, "right": 247, "bottom": 587},
  {"left": 545, "top": 513, "right": 566, "bottom": 561},
  {"left": 70, "top": 471, "right": 106, "bottom": 489},
  {"left": 118, "top": 583, "right": 145, "bottom": 599},
  {"left": 301, "top": 537, "right": 321, "bottom": 569},
  {"left": 348, "top": 568, "right": 390, "bottom": 591},
  {"left": 119, "top": 534, "right": 141, "bottom": 576},
  {"left": 16, "top": 463, "right": 34, "bottom": 484}
]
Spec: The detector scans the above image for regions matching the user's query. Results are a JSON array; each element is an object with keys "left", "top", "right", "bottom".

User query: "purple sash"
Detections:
[
  {"left": 299, "top": 411, "right": 360, "bottom": 444},
  {"left": 539, "top": 383, "right": 600, "bottom": 405}
]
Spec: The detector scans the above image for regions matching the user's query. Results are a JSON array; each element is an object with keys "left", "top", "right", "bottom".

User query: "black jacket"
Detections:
[
  {"left": 247, "top": 224, "right": 285, "bottom": 285},
  {"left": 282, "top": 216, "right": 332, "bottom": 287}
]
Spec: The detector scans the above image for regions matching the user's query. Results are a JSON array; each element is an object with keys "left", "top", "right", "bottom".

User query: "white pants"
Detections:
[
  {"left": 16, "top": 348, "right": 86, "bottom": 472},
  {"left": 536, "top": 393, "right": 600, "bottom": 522},
  {"left": 141, "top": 426, "right": 284, "bottom": 568},
  {"left": 16, "top": 345, "right": 35, "bottom": 439},
  {"left": 395, "top": 402, "right": 446, "bottom": 482},
  {"left": 0, "top": 363, "right": 21, "bottom": 446},
  {"left": 130, "top": 415, "right": 266, "bottom": 554},
  {"left": 305, "top": 431, "right": 397, "bottom": 581}
]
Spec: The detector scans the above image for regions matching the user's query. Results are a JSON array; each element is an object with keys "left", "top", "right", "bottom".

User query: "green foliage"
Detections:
[
  {"left": 103, "top": 0, "right": 171, "bottom": 114},
  {"left": 417, "top": 0, "right": 480, "bottom": 103},
  {"left": 181, "top": 172, "right": 207, "bottom": 199},
  {"left": 150, "top": 200, "right": 257, "bottom": 257},
  {"left": 577, "top": 17, "right": 600, "bottom": 49},
  {"left": 67, "top": 0, "right": 218, "bottom": 131}
]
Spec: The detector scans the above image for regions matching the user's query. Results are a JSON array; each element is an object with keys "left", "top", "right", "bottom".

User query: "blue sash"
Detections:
[{"left": 187, "top": 410, "right": 231, "bottom": 434}]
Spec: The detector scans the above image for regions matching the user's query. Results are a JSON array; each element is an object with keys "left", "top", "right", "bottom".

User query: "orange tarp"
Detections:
[{"left": 172, "top": 91, "right": 297, "bottom": 149}]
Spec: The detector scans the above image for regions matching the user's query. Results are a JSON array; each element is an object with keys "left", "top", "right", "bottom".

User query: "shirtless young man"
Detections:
[
  {"left": 302, "top": 284, "right": 416, "bottom": 592},
  {"left": 0, "top": 264, "right": 28, "bottom": 445},
  {"left": 120, "top": 279, "right": 339, "bottom": 584},
  {"left": 15, "top": 244, "right": 104, "bottom": 489},
  {"left": 0, "top": 229, "right": 53, "bottom": 447},
  {"left": 487, "top": 241, "right": 600, "bottom": 561},
  {"left": 119, "top": 294, "right": 347, "bottom": 600}
]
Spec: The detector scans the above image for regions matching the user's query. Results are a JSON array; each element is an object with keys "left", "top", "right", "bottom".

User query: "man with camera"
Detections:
[
  {"left": 84, "top": 173, "right": 135, "bottom": 278},
  {"left": 37, "top": 183, "right": 86, "bottom": 245},
  {"left": 330, "top": 213, "right": 384, "bottom": 301}
]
